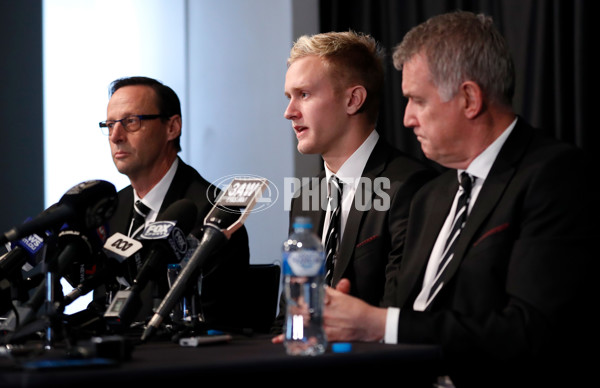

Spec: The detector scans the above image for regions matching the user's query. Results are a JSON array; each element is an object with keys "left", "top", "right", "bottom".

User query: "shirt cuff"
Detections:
[{"left": 384, "top": 307, "right": 400, "bottom": 344}]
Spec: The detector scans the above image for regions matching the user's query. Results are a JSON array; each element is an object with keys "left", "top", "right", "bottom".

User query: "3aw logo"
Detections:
[{"left": 207, "top": 174, "right": 278, "bottom": 214}]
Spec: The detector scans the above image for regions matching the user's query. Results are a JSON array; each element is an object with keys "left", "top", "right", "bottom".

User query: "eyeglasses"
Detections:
[{"left": 98, "top": 114, "right": 166, "bottom": 135}]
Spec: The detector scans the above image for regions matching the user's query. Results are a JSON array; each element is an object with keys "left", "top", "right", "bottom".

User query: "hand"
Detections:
[{"left": 323, "top": 278, "right": 387, "bottom": 343}]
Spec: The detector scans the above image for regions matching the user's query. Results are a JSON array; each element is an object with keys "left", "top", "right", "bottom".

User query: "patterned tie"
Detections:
[
  {"left": 427, "top": 172, "right": 474, "bottom": 306},
  {"left": 325, "top": 176, "right": 343, "bottom": 286},
  {"left": 129, "top": 200, "right": 151, "bottom": 238},
  {"left": 124, "top": 200, "right": 151, "bottom": 282}
]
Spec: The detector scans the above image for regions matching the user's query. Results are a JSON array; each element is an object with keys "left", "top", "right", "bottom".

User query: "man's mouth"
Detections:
[
  {"left": 293, "top": 125, "right": 307, "bottom": 136},
  {"left": 113, "top": 150, "right": 130, "bottom": 159}
]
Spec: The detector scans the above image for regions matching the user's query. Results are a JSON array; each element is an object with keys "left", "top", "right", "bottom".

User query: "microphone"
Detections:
[
  {"left": 54, "top": 224, "right": 112, "bottom": 309},
  {"left": 63, "top": 232, "right": 142, "bottom": 306},
  {"left": 141, "top": 178, "right": 267, "bottom": 341},
  {"left": 47, "top": 228, "right": 96, "bottom": 278},
  {"left": 0, "top": 234, "right": 45, "bottom": 316},
  {"left": 0, "top": 197, "right": 116, "bottom": 334},
  {"left": 61, "top": 261, "right": 112, "bottom": 307},
  {"left": 61, "top": 231, "right": 144, "bottom": 309},
  {"left": 0, "top": 225, "right": 103, "bottom": 332},
  {"left": 0, "top": 180, "right": 117, "bottom": 245},
  {"left": 61, "top": 224, "right": 110, "bottom": 290},
  {"left": 0, "top": 233, "right": 45, "bottom": 286},
  {"left": 103, "top": 199, "right": 197, "bottom": 330}
]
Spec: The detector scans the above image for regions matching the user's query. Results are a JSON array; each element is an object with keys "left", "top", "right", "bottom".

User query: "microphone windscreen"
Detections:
[{"left": 59, "top": 180, "right": 118, "bottom": 230}]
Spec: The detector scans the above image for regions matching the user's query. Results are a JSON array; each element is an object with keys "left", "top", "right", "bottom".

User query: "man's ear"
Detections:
[
  {"left": 460, "top": 81, "right": 483, "bottom": 119},
  {"left": 167, "top": 115, "right": 182, "bottom": 140},
  {"left": 346, "top": 85, "right": 367, "bottom": 115}
]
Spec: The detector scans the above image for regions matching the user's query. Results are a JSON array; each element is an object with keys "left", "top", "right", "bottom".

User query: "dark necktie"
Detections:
[
  {"left": 427, "top": 172, "right": 474, "bottom": 306},
  {"left": 129, "top": 200, "right": 151, "bottom": 238},
  {"left": 325, "top": 176, "right": 343, "bottom": 286},
  {"left": 124, "top": 200, "right": 151, "bottom": 282}
]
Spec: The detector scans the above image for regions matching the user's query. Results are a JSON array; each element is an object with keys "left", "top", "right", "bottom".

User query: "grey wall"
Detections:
[{"left": 185, "top": 0, "right": 320, "bottom": 263}]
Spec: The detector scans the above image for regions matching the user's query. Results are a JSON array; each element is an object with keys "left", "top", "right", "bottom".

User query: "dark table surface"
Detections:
[{"left": 0, "top": 333, "right": 444, "bottom": 387}]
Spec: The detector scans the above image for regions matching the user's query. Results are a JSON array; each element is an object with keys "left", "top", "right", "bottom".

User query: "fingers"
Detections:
[
  {"left": 324, "top": 277, "right": 351, "bottom": 301},
  {"left": 335, "top": 278, "right": 351, "bottom": 294},
  {"left": 271, "top": 334, "right": 284, "bottom": 344},
  {"left": 325, "top": 281, "right": 353, "bottom": 305}
]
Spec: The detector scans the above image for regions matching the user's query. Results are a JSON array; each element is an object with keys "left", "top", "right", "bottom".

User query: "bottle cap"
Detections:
[
  {"left": 292, "top": 216, "right": 313, "bottom": 229},
  {"left": 331, "top": 342, "right": 352, "bottom": 353}
]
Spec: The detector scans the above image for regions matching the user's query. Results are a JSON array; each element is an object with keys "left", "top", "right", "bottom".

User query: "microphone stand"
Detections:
[{"left": 33, "top": 231, "right": 63, "bottom": 350}]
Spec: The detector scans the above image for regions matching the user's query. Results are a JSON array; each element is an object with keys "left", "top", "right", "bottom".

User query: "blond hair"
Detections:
[{"left": 289, "top": 31, "right": 385, "bottom": 124}]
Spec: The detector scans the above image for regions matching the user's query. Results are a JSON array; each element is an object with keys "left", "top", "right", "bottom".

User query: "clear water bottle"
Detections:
[
  {"left": 282, "top": 216, "right": 327, "bottom": 356},
  {"left": 166, "top": 263, "right": 187, "bottom": 323}
]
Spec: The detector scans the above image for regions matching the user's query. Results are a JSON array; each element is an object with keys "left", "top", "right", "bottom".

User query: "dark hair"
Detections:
[{"left": 109, "top": 76, "right": 182, "bottom": 152}]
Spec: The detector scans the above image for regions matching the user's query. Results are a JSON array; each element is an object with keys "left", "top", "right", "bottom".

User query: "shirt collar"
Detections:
[
  {"left": 324, "top": 129, "right": 379, "bottom": 188},
  {"left": 460, "top": 117, "right": 518, "bottom": 181},
  {"left": 133, "top": 157, "right": 179, "bottom": 217}
]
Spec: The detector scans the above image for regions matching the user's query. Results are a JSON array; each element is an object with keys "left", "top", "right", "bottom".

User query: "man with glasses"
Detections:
[{"left": 93, "top": 76, "right": 250, "bottom": 334}]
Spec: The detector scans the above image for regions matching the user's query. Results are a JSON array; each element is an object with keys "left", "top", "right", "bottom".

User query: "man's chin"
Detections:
[
  {"left": 114, "top": 162, "right": 132, "bottom": 176},
  {"left": 296, "top": 142, "right": 317, "bottom": 155}
]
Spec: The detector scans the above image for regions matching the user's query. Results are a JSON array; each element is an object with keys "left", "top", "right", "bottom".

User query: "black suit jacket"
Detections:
[
  {"left": 272, "top": 138, "right": 435, "bottom": 331},
  {"left": 393, "top": 119, "right": 597, "bottom": 385},
  {"left": 98, "top": 158, "right": 250, "bottom": 329}
]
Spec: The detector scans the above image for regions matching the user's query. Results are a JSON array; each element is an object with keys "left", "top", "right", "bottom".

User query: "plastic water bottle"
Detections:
[
  {"left": 282, "top": 216, "right": 327, "bottom": 356},
  {"left": 166, "top": 263, "right": 188, "bottom": 323}
]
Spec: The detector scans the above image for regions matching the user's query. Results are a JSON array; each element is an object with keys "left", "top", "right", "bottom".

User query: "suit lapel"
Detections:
[
  {"left": 111, "top": 186, "right": 134, "bottom": 236},
  {"left": 396, "top": 172, "right": 456, "bottom": 306},
  {"left": 434, "top": 120, "right": 533, "bottom": 290},
  {"left": 315, "top": 174, "right": 327, "bottom": 237},
  {"left": 290, "top": 173, "right": 327, "bottom": 237},
  {"left": 332, "top": 139, "right": 389, "bottom": 284},
  {"left": 159, "top": 158, "right": 189, "bottom": 215}
]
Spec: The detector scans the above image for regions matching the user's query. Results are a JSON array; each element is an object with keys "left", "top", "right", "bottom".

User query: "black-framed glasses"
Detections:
[{"left": 98, "top": 114, "right": 166, "bottom": 135}]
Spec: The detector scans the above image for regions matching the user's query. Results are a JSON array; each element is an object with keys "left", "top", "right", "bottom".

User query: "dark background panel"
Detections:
[
  {"left": 319, "top": 0, "right": 596, "bottom": 169},
  {"left": 0, "top": 0, "right": 44, "bottom": 234}
]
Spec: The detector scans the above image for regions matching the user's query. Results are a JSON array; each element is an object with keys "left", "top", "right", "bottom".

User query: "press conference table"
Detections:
[{"left": 1, "top": 334, "right": 444, "bottom": 386}]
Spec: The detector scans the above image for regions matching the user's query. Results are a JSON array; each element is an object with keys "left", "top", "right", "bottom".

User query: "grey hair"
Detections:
[{"left": 393, "top": 11, "right": 515, "bottom": 106}]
